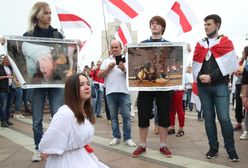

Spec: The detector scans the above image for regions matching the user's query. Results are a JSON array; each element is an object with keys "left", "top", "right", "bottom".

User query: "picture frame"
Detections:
[
  {"left": 127, "top": 42, "right": 187, "bottom": 91},
  {"left": 5, "top": 35, "right": 79, "bottom": 88}
]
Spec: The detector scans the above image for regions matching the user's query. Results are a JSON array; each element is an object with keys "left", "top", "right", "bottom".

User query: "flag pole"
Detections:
[{"left": 101, "top": 0, "right": 110, "bottom": 58}]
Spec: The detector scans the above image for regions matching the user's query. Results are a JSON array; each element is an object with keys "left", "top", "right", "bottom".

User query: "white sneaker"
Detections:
[
  {"left": 14, "top": 114, "right": 21, "bottom": 119},
  {"left": 124, "top": 139, "right": 136, "bottom": 147},
  {"left": 32, "top": 150, "right": 42, "bottom": 162},
  {"left": 109, "top": 138, "right": 120, "bottom": 146},
  {"left": 19, "top": 114, "right": 25, "bottom": 119},
  {"left": 240, "top": 131, "right": 248, "bottom": 140}
]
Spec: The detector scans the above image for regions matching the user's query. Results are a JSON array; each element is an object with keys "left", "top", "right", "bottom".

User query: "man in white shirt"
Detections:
[{"left": 98, "top": 39, "right": 136, "bottom": 147}]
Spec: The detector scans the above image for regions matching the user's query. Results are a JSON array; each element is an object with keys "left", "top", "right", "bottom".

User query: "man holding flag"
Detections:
[{"left": 192, "top": 14, "right": 239, "bottom": 162}]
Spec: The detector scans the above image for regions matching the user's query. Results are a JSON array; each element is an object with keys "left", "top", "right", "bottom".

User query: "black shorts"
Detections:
[{"left": 137, "top": 91, "right": 172, "bottom": 128}]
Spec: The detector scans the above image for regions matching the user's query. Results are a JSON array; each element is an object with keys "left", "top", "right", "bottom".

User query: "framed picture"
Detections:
[
  {"left": 5, "top": 35, "right": 79, "bottom": 88},
  {"left": 127, "top": 42, "right": 187, "bottom": 91}
]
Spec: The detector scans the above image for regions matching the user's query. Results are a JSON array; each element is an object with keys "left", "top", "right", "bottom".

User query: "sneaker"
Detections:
[
  {"left": 160, "top": 146, "right": 172, "bottom": 158},
  {"left": 206, "top": 148, "right": 218, "bottom": 159},
  {"left": 240, "top": 131, "right": 248, "bottom": 140},
  {"left": 14, "top": 114, "right": 21, "bottom": 119},
  {"left": 132, "top": 146, "right": 146, "bottom": 158},
  {"left": 124, "top": 139, "right": 136, "bottom": 147},
  {"left": 107, "top": 120, "right": 111, "bottom": 125},
  {"left": 32, "top": 150, "right": 42, "bottom": 162},
  {"left": 167, "top": 129, "right": 175, "bottom": 135},
  {"left": 1, "top": 122, "right": 9, "bottom": 127},
  {"left": 19, "top": 114, "right": 25, "bottom": 119},
  {"left": 228, "top": 151, "right": 239, "bottom": 162},
  {"left": 109, "top": 138, "right": 120, "bottom": 146}
]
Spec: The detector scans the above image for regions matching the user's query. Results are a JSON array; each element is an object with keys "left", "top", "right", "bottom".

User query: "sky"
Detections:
[{"left": 1, "top": 0, "right": 248, "bottom": 67}]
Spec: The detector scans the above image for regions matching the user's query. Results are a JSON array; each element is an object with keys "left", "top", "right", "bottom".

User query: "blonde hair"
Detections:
[{"left": 27, "top": 2, "right": 50, "bottom": 31}]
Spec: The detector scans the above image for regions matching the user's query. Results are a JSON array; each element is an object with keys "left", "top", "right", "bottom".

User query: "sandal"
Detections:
[
  {"left": 167, "top": 129, "right": 175, "bottom": 135},
  {"left": 176, "top": 130, "right": 184, "bottom": 137}
]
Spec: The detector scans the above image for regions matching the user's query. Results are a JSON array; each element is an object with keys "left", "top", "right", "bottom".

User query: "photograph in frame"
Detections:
[
  {"left": 6, "top": 35, "right": 79, "bottom": 88},
  {"left": 127, "top": 42, "right": 187, "bottom": 91}
]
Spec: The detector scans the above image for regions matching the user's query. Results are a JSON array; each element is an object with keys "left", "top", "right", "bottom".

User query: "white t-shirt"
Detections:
[{"left": 100, "top": 55, "right": 129, "bottom": 95}]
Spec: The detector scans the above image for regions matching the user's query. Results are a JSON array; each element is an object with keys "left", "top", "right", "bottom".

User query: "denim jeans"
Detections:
[
  {"left": 93, "top": 85, "right": 104, "bottom": 116},
  {"left": 0, "top": 90, "right": 14, "bottom": 122},
  {"left": 198, "top": 84, "right": 235, "bottom": 152},
  {"left": 32, "top": 88, "right": 64, "bottom": 149},
  {"left": 106, "top": 93, "right": 131, "bottom": 141},
  {"left": 14, "top": 87, "right": 23, "bottom": 112}
]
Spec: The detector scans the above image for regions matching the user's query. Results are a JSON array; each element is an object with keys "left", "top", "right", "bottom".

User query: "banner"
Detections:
[
  {"left": 127, "top": 42, "right": 187, "bottom": 91},
  {"left": 6, "top": 36, "right": 79, "bottom": 88}
]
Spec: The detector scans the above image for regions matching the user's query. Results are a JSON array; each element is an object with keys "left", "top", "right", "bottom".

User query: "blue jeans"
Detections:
[
  {"left": 106, "top": 93, "right": 131, "bottom": 141},
  {"left": 0, "top": 90, "right": 14, "bottom": 122},
  {"left": 93, "top": 85, "right": 104, "bottom": 116},
  {"left": 198, "top": 84, "right": 235, "bottom": 153},
  {"left": 14, "top": 87, "right": 23, "bottom": 112},
  {"left": 32, "top": 88, "right": 64, "bottom": 149}
]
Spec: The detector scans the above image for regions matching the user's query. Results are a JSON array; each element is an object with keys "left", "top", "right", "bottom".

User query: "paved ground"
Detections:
[{"left": 0, "top": 106, "right": 247, "bottom": 168}]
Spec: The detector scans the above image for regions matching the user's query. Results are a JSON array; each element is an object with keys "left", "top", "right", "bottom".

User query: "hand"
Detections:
[
  {"left": 108, "top": 62, "right": 116, "bottom": 70},
  {"left": 118, "top": 62, "right": 125, "bottom": 72},
  {"left": 40, "top": 153, "right": 48, "bottom": 160},
  {"left": 78, "top": 40, "right": 86, "bottom": 50},
  {"left": 38, "top": 55, "right": 54, "bottom": 82},
  {"left": 187, "top": 43, "right": 191, "bottom": 53},
  {"left": 242, "top": 97, "right": 248, "bottom": 110},
  {"left": 0, "top": 37, "right": 6, "bottom": 45},
  {"left": 199, "top": 74, "right": 211, "bottom": 83}
]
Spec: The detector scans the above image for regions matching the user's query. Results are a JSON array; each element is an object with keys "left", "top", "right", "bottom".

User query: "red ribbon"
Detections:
[{"left": 84, "top": 144, "right": 94, "bottom": 153}]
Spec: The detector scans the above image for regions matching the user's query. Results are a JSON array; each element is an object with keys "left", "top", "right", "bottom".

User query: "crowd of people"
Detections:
[{"left": 1, "top": 1, "right": 248, "bottom": 167}]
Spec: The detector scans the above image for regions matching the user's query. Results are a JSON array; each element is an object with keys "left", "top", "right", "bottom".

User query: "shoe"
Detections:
[
  {"left": 240, "top": 131, "right": 248, "bottom": 140},
  {"left": 176, "top": 130, "right": 184, "bottom": 137},
  {"left": 206, "top": 148, "right": 218, "bottom": 159},
  {"left": 109, "top": 138, "right": 120, "bottom": 146},
  {"left": 124, "top": 139, "right": 136, "bottom": 147},
  {"left": 228, "top": 151, "right": 239, "bottom": 162},
  {"left": 1, "top": 122, "right": 9, "bottom": 127},
  {"left": 132, "top": 146, "right": 146, "bottom": 158},
  {"left": 167, "top": 129, "right": 175, "bottom": 135},
  {"left": 96, "top": 115, "right": 103, "bottom": 118},
  {"left": 7, "top": 121, "right": 13, "bottom": 125},
  {"left": 107, "top": 120, "right": 111, "bottom": 125},
  {"left": 32, "top": 150, "right": 42, "bottom": 162},
  {"left": 19, "top": 114, "right": 25, "bottom": 119},
  {"left": 160, "top": 146, "right": 172, "bottom": 158},
  {"left": 14, "top": 114, "right": 21, "bottom": 119},
  {"left": 233, "top": 125, "right": 242, "bottom": 131},
  {"left": 154, "top": 127, "right": 159, "bottom": 135}
]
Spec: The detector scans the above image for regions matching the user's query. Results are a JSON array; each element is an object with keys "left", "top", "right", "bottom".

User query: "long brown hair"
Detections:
[{"left": 64, "top": 73, "right": 95, "bottom": 124}]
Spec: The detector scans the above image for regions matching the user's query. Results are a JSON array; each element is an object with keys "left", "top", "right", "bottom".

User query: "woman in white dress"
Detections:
[{"left": 39, "top": 73, "right": 109, "bottom": 168}]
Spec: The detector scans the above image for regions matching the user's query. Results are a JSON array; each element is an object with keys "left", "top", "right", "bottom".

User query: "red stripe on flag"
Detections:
[
  {"left": 58, "top": 14, "right": 92, "bottom": 29},
  {"left": 171, "top": 1, "right": 192, "bottom": 32},
  {"left": 118, "top": 27, "right": 127, "bottom": 45},
  {"left": 192, "top": 82, "right": 198, "bottom": 95},
  {"left": 110, "top": 0, "right": 138, "bottom": 19},
  {"left": 211, "top": 36, "right": 234, "bottom": 58}
]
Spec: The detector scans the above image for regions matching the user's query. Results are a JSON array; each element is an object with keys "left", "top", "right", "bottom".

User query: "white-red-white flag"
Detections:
[
  {"left": 114, "top": 23, "right": 132, "bottom": 45},
  {"left": 103, "top": 0, "right": 143, "bottom": 23},
  {"left": 191, "top": 81, "right": 201, "bottom": 111},
  {"left": 56, "top": 7, "right": 92, "bottom": 32},
  {"left": 167, "top": 0, "right": 198, "bottom": 35}
]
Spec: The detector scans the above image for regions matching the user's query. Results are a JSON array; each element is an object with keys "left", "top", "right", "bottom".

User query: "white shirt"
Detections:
[
  {"left": 39, "top": 105, "right": 108, "bottom": 168},
  {"left": 101, "top": 55, "right": 129, "bottom": 95}
]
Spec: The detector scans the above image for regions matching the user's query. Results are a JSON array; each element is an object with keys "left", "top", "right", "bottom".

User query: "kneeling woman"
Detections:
[{"left": 39, "top": 73, "right": 108, "bottom": 168}]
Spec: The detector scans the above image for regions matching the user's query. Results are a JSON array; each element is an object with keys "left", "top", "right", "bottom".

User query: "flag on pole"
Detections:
[
  {"left": 56, "top": 7, "right": 92, "bottom": 32},
  {"left": 103, "top": 0, "right": 143, "bottom": 23},
  {"left": 115, "top": 23, "right": 132, "bottom": 45},
  {"left": 167, "top": 0, "right": 198, "bottom": 35}
]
